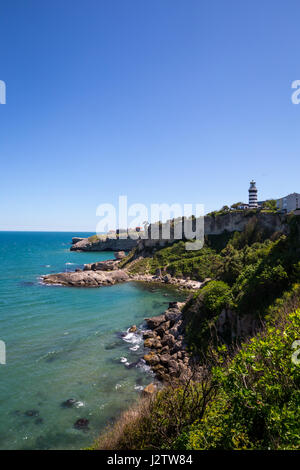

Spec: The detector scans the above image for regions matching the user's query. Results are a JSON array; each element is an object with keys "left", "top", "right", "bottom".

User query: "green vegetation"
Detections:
[{"left": 88, "top": 234, "right": 100, "bottom": 243}]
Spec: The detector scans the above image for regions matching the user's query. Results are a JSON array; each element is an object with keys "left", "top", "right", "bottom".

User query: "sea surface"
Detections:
[{"left": 0, "top": 232, "right": 186, "bottom": 450}]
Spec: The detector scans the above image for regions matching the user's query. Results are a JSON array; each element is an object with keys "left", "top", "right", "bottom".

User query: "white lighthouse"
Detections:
[{"left": 248, "top": 180, "right": 258, "bottom": 208}]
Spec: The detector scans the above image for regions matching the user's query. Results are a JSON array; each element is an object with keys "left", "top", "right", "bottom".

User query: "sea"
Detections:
[{"left": 0, "top": 231, "right": 186, "bottom": 449}]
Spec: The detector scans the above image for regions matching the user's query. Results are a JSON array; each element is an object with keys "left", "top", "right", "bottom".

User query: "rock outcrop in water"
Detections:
[
  {"left": 70, "top": 236, "right": 139, "bottom": 252},
  {"left": 42, "top": 269, "right": 129, "bottom": 287}
]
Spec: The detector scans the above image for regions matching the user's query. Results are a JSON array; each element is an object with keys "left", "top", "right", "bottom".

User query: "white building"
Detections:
[{"left": 276, "top": 193, "right": 300, "bottom": 213}]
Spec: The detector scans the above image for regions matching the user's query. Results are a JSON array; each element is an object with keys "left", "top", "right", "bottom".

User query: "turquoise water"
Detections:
[{"left": 0, "top": 232, "right": 186, "bottom": 450}]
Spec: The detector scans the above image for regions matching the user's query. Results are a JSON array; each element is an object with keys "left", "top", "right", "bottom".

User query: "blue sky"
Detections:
[{"left": 1, "top": 0, "right": 300, "bottom": 231}]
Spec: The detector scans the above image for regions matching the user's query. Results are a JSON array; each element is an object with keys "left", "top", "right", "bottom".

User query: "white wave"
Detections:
[
  {"left": 75, "top": 401, "right": 85, "bottom": 408},
  {"left": 120, "top": 357, "right": 128, "bottom": 363},
  {"left": 137, "top": 358, "right": 153, "bottom": 374},
  {"left": 134, "top": 385, "right": 144, "bottom": 391},
  {"left": 129, "top": 344, "right": 140, "bottom": 352},
  {"left": 65, "top": 262, "right": 76, "bottom": 265},
  {"left": 122, "top": 328, "right": 143, "bottom": 346}
]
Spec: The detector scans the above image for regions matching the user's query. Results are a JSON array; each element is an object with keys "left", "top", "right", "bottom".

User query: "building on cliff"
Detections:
[
  {"left": 277, "top": 193, "right": 300, "bottom": 213},
  {"left": 248, "top": 180, "right": 258, "bottom": 208}
]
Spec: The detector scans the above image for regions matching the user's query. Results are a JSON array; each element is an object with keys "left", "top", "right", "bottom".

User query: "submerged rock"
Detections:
[
  {"left": 74, "top": 418, "right": 89, "bottom": 430},
  {"left": 34, "top": 417, "right": 44, "bottom": 425},
  {"left": 25, "top": 409, "right": 39, "bottom": 417},
  {"left": 61, "top": 398, "right": 77, "bottom": 408}
]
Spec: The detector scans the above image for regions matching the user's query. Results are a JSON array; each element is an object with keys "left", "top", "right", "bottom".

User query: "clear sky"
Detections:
[{"left": 1, "top": 0, "right": 300, "bottom": 231}]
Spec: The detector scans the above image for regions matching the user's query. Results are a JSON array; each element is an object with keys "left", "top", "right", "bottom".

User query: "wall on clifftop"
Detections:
[
  {"left": 204, "top": 211, "right": 285, "bottom": 235},
  {"left": 135, "top": 212, "right": 287, "bottom": 254}
]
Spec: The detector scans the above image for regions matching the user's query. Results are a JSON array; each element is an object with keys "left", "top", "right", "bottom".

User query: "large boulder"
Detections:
[
  {"left": 142, "top": 383, "right": 157, "bottom": 397},
  {"left": 161, "top": 334, "right": 176, "bottom": 348},
  {"left": 114, "top": 251, "right": 126, "bottom": 260},
  {"left": 143, "top": 353, "right": 160, "bottom": 366},
  {"left": 145, "top": 314, "right": 166, "bottom": 329}
]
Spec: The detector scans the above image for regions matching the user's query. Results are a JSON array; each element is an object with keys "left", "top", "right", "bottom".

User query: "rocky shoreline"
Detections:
[
  {"left": 42, "top": 258, "right": 207, "bottom": 291},
  {"left": 140, "top": 301, "right": 198, "bottom": 383}
]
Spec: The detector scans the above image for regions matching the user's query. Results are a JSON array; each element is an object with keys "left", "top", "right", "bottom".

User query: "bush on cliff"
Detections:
[
  {"left": 183, "top": 281, "right": 233, "bottom": 354},
  {"left": 178, "top": 308, "right": 300, "bottom": 450}
]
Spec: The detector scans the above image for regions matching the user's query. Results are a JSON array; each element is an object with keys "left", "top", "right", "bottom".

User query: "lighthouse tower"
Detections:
[{"left": 248, "top": 180, "right": 258, "bottom": 208}]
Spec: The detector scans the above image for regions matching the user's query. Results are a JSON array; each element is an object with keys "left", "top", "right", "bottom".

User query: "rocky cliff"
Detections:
[{"left": 135, "top": 212, "right": 287, "bottom": 254}]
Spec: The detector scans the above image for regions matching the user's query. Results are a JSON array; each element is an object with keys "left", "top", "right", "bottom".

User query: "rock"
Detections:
[
  {"left": 160, "top": 345, "right": 170, "bottom": 354},
  {"left": 164, "top": 310, "right": 181, "bottom": 324},
  {"left": 152, "top": 364, "right": 165, "bottom": 373},
  {"left": 129, "top": 325, "right": 137, "bottom": 333},
  {"left": 144, "top": 338, "right": 154, "bottom": 348},
  {"left": 114, "top": 251, "right": 126, "bottom": 260},
  {"left": 71, "top": 236, "right": 139, "bottom": 252},
  {"left": 75, "top": 268, "right": 82, "bottom": 272},
  {"left": 25, "top": 410, "right": 39, "bottom": 417},
  {"left": 145, "top": 314, "right": 166, "bottom": 329},
  {"left": 168, "top": 359, "right": 179, "bottom": 371},
  {"left": 168, "top": 301, "right": 180, "bottom": 309},
  {"left": 74, "top": 418, "right": 89, "bottom": 430},
  {"left": 143, "top": 330, "right": 157, "bottom": 339},
  {"left": 143, "top": 353, "right": 160, "bottom": 366},
  {"left": 170, "top": 340, "right": 183, "bottom": 354},
  {"left": 144, "top": 337, "right": 162, "bottom": 349},
  {"left": 161, "top": 334, "right": 176, "bottom": 348},
  {"left": 34, "top": 418, "right": 44, "bottom": 425},
  {"left": 42, "top": 269, "right": 129, "bottom": 287},
  {"left": 142, "top": 383, "right": 157, "bottom": 397},
  {"left": 83, "top": 263, "right": 92, "bottom": 271},
  {"left": 160, "top": 354, "right": 172, "bottom": 365},
  {"left": 61, "top": 398, "right": 77, "bottom": 408},
  {"left": 163, "top": 274, "right": 172, "bottom": 283},
  {"left": 155, "top": 321, "right": 170, "bottom": 338},
  {"left": 169, "top": 321, "right": 182, "bottom": 338},
  {"left": 169, "top": 367, "right": 179, "bottom": 377},
  {"left": 72, "top": 237, "right": 84, "bottom": 244},
  {"left": 84, "top": 260, "right": 118, "bottom": 271}
]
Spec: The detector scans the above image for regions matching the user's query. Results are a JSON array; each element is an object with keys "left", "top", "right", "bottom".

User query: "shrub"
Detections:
[{"left": 182, "top": 308, "right": 300, "bottom": 449}]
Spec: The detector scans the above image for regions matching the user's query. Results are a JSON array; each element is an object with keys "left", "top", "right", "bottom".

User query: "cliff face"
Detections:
[
  {"left": 204, "top": 211, "right": 285, "bottom": 235},
  {"left": 135, "top": 212, "right": 287, "bottom": 254}
]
